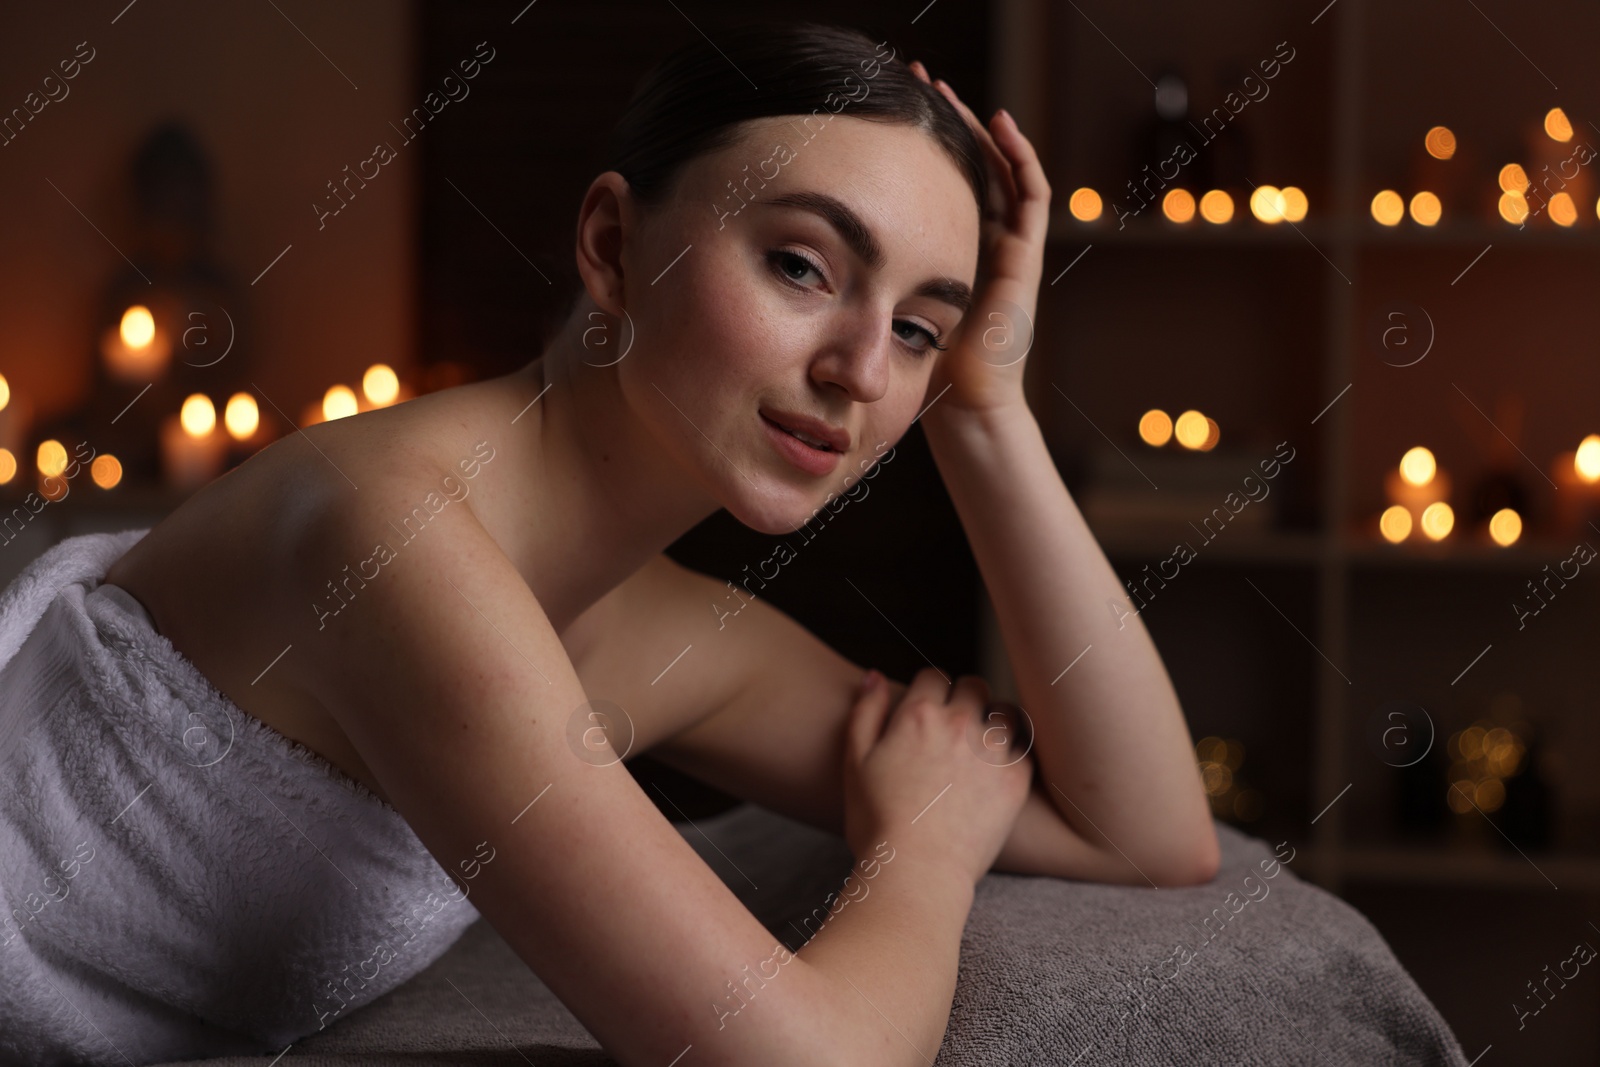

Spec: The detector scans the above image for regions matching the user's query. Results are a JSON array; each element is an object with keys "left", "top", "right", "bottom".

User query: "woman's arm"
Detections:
[
  {"left": 908, "top": 67, "right": 1219, "bottom": 885},
  {"left": 922, "top": 401, "right": 1219, "bottom": 885},
  {"left": 286, "top": 488, "right": 982, "bottom": 1066}
]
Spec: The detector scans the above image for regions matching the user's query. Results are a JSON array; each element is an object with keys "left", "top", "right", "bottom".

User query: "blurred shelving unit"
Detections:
[
  {"left": 988, "top": 0, "right": 1600, "bottom": 947},
  {"left": 991, "top": 4, "right": 1600, "bottom": 1056}
]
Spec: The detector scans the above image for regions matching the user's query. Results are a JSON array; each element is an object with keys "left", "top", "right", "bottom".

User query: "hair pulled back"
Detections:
[{"left": 603, "top": 21, "right": 989, "bottom": 216}]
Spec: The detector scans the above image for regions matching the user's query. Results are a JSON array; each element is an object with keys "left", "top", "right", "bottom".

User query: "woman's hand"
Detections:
[
  {"left": 908, "top": 59, "right": 1051, "bottom": 419},
  {"left": 842, "top": 666, "right": 1035, "bottom": 886}
]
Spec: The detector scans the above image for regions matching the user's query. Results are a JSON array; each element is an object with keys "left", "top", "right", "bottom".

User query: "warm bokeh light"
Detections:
[
  {"left": 36, "top": 439, "right": 67, "bottom": 477},
  {"left": 1138, "top": 409, "right": 1173, "bottom": 447},
  {"left": 90, "top": 454, "right": 122, "bottom": 490},
  {"left": 1162, "top": 188, "right": 1196, "bottom": 223},
  {"left": 1424, "top": 125, "right": 1457, "bottom": 160},
  {"left": 119, "top": 305, "right": 155, "bottom": 349},
  {"left": 363, "top": 363, "right": 400, "bottom": 406},
  {"left": 1068, "top": 187, "right": 1102, "bottom": 222},
  {"left": 1379, "top": 505, "right": 1413, "bottom": 543},
  {"left": 1249, "top": 185, "right": 1286, "bottom": 223},
  {"left": 1575, "top": 434, "right": 1600, "bottom": 482},
  {"left": 1199, "top": 190, "right": 1233, "bottom": 224},
  {"left": 0, "top": 449, "right": 14, "bottom": 485},
  {"left": 1370, "top": 189, "right": 1404, "bottom": 226},
  {"left": 1498, "top": 192, "right": 1530, "bottom": 224},
  {"left": 224, "top": 393, "right": 259, "bottom": 440},
  {"left": 1174, "top": 409, "right": 1210, "bottom": 449},
  {"left": 1545, "top": 107, "right": 1573, "bottom": 142},
  {"left": 1399, "top": 446, "right": 1436, "bottom": 487},
  {"left": 1280, "top": 186, "right": 1308, "bottom": 222},
  {"left": 1488, "top": 508, "right": 1522, "bottom": 547},
  {"left": 0, "top": 373, "right": 9, "bottom": 413},
  {"left": 323, "top": 385, "right": 359, "bottom": 421},
  {"left": 1498, "top": 164, "right": 1529, "bottom": 194},
  {"left": 1420, "top": 501, "right": 1454, "bottom": 541},
  {"left": 180, "top": 394, "right": 216, "bottom": 438},
  {"left": 1409, "top": 191, "right": 1442, "bottom": 226},
  {"left": 1447, "top": 719, "right": 1526, "bottom": 815},
  {"left": 1199, "top": 416, "right": 1221, "bottom": 451},
  {"left": 1549, "top": 192, "right": 1578, "bottom": 227}
]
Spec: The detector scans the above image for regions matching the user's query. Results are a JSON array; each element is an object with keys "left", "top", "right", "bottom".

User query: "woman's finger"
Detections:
[
  {"left": 990, "top": 109, "right": 1053, "bottom": 248},
  {"left": 846, "top": 669, "right": 896, "bottom": 765},
  {"left": 932, "top": 79, "right": 1017, "bottom": 215}
]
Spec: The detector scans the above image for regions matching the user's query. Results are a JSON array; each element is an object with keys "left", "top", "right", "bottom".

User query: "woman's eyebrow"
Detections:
[{"left": 755, "top": 190, "right": 973, "bottom": 314}]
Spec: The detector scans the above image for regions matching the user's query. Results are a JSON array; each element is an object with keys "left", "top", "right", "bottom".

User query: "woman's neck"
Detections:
[{"left": 485, "top": 313, "right": 722, "bottom": 631}]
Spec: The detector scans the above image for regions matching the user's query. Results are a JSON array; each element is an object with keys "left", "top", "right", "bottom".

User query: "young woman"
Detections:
[{"left": 56, "top": 19, "right": 1215, "bottom": 1066}]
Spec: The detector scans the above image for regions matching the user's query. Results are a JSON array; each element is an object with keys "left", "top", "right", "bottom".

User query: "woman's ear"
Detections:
[{"left": 574, "top": 171, "right": 636, "bottom": 318}]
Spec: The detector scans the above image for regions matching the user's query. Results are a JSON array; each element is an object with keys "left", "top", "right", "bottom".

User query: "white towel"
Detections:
[{"left": 0, "top": 529, "right": 480, "bottom": 1066}]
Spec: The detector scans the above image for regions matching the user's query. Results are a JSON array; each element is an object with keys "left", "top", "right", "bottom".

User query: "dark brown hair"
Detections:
[{"left": 603, "top": 20, "right": 988, "bottom": 215}]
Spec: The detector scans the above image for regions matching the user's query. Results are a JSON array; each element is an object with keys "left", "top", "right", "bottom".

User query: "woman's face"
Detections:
[{"left": 613, "top": 114, "right": 981, "bottom": 535}]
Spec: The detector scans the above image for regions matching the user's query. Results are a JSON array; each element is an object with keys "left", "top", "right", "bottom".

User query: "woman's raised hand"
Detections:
[
  {"left": 842, "top": 666, "right": 1035, "bottom": 886},
  {"left": 908, "top": 59, "right": 1052, "bottom": 418}
]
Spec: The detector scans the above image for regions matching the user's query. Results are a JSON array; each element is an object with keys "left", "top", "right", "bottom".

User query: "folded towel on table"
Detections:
[{"left": 0, "top": 529, "right": 480, "bottom": 1066}]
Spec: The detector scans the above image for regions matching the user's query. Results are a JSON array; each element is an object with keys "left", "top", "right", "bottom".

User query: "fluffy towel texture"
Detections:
[
  {"left": 0, "top": 529, "right": 480, "bottom": 1066},
  {"left": 150, "top": 804, "right": 1470, "bottom": 1066}
]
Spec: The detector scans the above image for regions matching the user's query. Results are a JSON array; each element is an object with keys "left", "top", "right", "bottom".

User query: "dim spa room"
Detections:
[{"left": 0, "top": 1, "right": 1596, "bottom": 1065}]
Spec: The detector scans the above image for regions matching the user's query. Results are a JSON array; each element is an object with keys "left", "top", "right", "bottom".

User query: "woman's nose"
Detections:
[{"left": 812, "top": 323, "right": 892, "bottom": 404}]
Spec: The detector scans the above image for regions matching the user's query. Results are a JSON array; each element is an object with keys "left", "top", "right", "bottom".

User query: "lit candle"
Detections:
[
  {"left": 1551, "top": 434, "right": 1600, "bottom": 535},
  {"left": 1383, "top": 446, "right": 1452, "bottom": 521},
  {"left": 159, "top": 395, "right": 227, "bottom": 491},
  {"left": 356, "top": 364, "right": 414, "bottom": 412},
  {"left": 101, "top": 305, "right": 172, "bottom": 382},
  {"left": 0, "top": 373, "right": 31, "bottom": 464}
]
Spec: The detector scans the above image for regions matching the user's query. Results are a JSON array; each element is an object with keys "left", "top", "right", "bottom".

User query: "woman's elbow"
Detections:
[{"left": 1157, "top": 823, "right": 1222, "bottom": 886}]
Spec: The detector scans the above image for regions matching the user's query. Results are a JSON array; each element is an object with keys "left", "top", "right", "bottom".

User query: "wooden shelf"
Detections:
[
  {"left": 1341, "top": 538, "right": 1596, "bottom": 571},
  {"left": 1046, "top": 212, "right": 1600, "bottom": 250}
]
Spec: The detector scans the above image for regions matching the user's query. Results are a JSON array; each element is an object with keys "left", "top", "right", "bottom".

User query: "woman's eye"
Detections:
[
  {"left": 894, "top": 320, "right": 946, "bottom": 356},
  {"left": 769, "top": 248, "right": 945, "bottom": 357},
  {"left": 769, "top": 249, "right": 823, "bottom": 287}
]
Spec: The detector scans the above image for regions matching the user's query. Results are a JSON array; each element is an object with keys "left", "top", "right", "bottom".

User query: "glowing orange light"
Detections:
[
  {"left": 1068, "top": 188, "right": 1102, "bottom": 222},
  {"left": 90, "top": 454, "right": 122, "bottom": 490},
  {"left": 323, "top": 385, "right": 358, "bottom": 421},
  {"left": 1174, "top": 410, "right": 1210, "bottom": 449},
  {"left": 1409, "top": 191, "right": 1442, "bottom": 226},
  {"left": 1488, "top": 509, "right": 1522, "bottom": 547},
  {"left": 1139, "top": 409, "right": 1173, "bottom": 447},
  {"left": 1371, "top": 190, "right": 1404, "bottom": 226},
  {"left": 1399, "top": 447, "right": 1436, "bottom": 487},
  {"left": 1545, "top": 107, "right": 1573, "bottom": 142},
  {"left": 1420, "top": 501, "right": 1454, "bottom": 541},
  {"left": 1199, "top": 190, "right": 1233, "bottom": 224},
  {"left": 1379, "top": 506, "right": 1413, "bottom": 543},
  {"left": 1162, "top": 189, "right": 1196, "bottom": 223},
  {"left": 180, "top": 394, "right": 216, "bottom": 438},
  {"left": 1424, "top": 126, "right": 1457, "bottom": 159}
]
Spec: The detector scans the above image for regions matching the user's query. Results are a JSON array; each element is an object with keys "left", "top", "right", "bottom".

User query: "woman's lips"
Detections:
[{"left": 760, "top": 412, "right": 843, "bottom": 476}]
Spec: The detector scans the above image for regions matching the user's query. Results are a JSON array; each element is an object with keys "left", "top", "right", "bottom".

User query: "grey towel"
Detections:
[
  {"left": 0, "top": 530, "right": 480, "bottom": 1066},
  {"left": 144, "top": 803, "right": 1470, "bottom": 1066}
]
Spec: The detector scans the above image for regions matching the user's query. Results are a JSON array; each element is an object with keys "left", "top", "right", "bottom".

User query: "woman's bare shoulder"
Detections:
[{"left": 104, "top": 385, "right": 520, "bottom": 729}]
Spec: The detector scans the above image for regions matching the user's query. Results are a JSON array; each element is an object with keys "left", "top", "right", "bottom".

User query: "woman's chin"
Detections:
[{"left": 725, "top": 487, "right": 832, "bottom": 537}]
